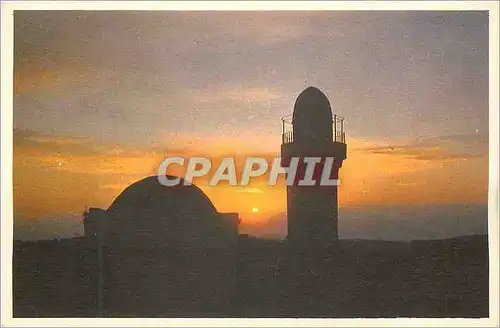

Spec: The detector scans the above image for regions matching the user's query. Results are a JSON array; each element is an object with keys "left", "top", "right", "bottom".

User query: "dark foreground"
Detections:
[{"left": 13, "top": 234, "right": 488, "bottom": 318}]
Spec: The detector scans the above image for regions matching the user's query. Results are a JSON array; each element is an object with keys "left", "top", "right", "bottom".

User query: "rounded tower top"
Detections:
[{"left": 292, "top": 87, "right": 333, "bottom": 144}]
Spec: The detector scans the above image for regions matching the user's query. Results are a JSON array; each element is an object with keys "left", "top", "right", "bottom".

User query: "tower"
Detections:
[{"left": 281, "top": 87, "right": 347, "bottom": 260}]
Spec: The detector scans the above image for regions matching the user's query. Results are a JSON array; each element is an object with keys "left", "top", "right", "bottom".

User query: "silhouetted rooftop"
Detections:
[
  {"left": 108, "top": 175, "right": 217, "bottom": 217},
  {"left": 103, "top": 175, "right": 222, "bottom": 243},
  {"left": 293, "top": 87, "right": 333, "bottom": 123},
  {"left": 292, "top": 86, "right": 334, "bottom": 143}
]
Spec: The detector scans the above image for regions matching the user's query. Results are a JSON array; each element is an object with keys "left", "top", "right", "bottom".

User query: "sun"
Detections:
[{"left": 251, "top": 207, "right": 259, "bottom": 213}]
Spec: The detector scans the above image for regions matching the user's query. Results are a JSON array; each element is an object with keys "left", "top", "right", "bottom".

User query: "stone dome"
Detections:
[
  {"left": 104, "top": 175, "right": 222, "bottom": 246},
  {"left": 108, "top": 175, "right": 217, "bottom": 216}
]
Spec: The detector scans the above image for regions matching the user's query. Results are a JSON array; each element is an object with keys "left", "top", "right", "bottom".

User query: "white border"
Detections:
[{"left": 1, "top": 1, "right": 499, "bottom": 327}]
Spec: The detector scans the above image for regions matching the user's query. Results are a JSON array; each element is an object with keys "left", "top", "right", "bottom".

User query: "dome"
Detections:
[
  {"left": 108, "top": 175, "right": 217, "bottom": 216},
  {"left": 105, "top": 175, "right": 220, "bottom": 244},
  {"left": 292, "top": 87, "right": 333, "bottom": 143}
]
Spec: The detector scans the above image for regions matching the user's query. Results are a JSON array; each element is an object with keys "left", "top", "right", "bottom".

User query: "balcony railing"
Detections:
[{"left": 281, "top": 114, "right": 346, "bottom": 144}]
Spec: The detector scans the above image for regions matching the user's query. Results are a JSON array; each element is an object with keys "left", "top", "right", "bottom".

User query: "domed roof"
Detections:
[
  {"left": 293, "top": 87, "right": 332, "bottom": 121},
  {"left": 108, "top": 175, "right": 217, "bottom": 216},
  {"left": 292, "top": 87, "right": 333, "bottom": 143},
  {"left": 105, "top": 176, "right": 220, "bottom": 244}
]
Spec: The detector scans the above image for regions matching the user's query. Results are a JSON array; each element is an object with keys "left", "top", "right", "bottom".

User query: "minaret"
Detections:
[{"left": 281, "top": 87, "right": 347, "bottom": 260}]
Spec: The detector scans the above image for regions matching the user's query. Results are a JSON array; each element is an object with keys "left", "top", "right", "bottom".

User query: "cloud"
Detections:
[
  {"left": 363, "top": 133, "right": 488, "bottom": 161},
  {"left": 12, "top": 129, "right": 489, "bottom": 238},
  {"left": 336, "top": 134, "right": 489, "bottom": 206},
  {"left": 13, "top": 129, "right": 166, "bottom": 176},
  {"left": 13, "top": 11, "right": 311, "bottom": 76},
  {"left": 13, "top": 128, "right": 284, "bottom": 220},
  {"left": 13, "top": 11, "right": 488, "bottom": 149},
  {"left": 14, "top": 128, "right": 106, "bottom": 157},
  {"left": 12, "top": 129, "right": 168, "bottom": 218},
  {"left": 192, "top": 86, "right": 285, "bottom": 105},
  {"left": 234, "top": 187, "right": 264, "bottom": 194},
  {"left": 13, "top": 56, "right": 92, "bottom": 95},
  {"left": 13, "top": 129, "right": 489, "bottom": 219},
  {"left": 160, "top": 129, "right": 282, "bottom": 156},
  {"left": 10, "top": 11, "right": 490, "bottom": 241}
]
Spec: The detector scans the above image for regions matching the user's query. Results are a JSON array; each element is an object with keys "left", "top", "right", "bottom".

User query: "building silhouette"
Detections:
[
  {"left": 12, "top": 87, "right": 490, "bottom": 319},
  {"left": 79, "top": 87, "right": 346, "bottom": 316},
  {"left": 281, "top": 86, "right": 347, "bottom": 260},
  {"left": 83, "top": 175, "right": 240, "bottom": 316}
]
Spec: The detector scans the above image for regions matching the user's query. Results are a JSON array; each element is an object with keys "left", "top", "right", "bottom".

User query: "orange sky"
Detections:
[
  {"left": 12, "top": 11, "right": 489, "bottom": 233},
  {"left": 13, "top": 129, "right": 488, "bottom": 226}
]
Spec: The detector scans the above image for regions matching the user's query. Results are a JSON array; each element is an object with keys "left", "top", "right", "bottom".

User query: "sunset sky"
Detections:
[{"left": 13, "top": 10, "right": 489, "bottom": 240}]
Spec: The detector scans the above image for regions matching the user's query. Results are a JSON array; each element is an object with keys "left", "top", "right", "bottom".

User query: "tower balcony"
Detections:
[{"left": 281, "top": 114, "right": 346, "bottom": 144}]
